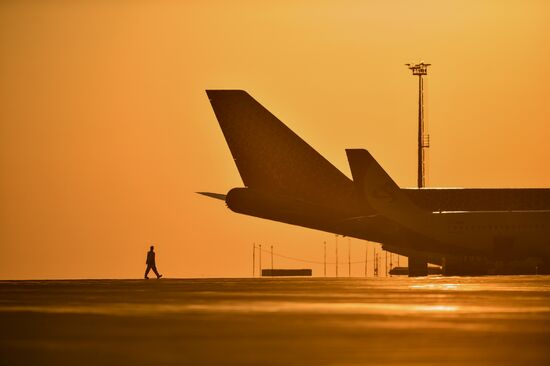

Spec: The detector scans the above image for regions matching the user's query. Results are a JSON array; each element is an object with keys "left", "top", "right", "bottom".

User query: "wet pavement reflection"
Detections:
[{"left": 1, "top": 276, "right": 549, "bottom": 365}]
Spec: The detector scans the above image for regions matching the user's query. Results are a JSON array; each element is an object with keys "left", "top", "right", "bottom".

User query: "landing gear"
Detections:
[
  {"left": 408, "top": 257, "right": 428, "bottom": 277},
  {"left": 536, "top": 260, "right": 550, "bottom": 275},
  {"left": 443, "top": 256, "right": 488, "bottom": 276}
]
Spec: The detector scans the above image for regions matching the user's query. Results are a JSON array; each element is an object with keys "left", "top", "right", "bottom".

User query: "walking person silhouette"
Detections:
[{"left": 144, "top": 245, "right": 163, "bottom": 279}]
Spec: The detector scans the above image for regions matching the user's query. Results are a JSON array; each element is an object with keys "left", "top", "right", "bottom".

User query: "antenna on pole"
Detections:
[
  {"left": 372, "top": 245, "right": 378, "bottom": 277},
  {"left": 374, "top": 249, "right": 378, "bottom": 277},
  {"left": 405, "top": 62, "right": 431, "bottom": 188},
  {"left": 259, "top": 244, "right": 262, "bottom": 276},
  {"left": 385, "top": 250, "right": 388, "bottom": 277},
  {"left": 348, "top": 238, "right": 351, "bottom": 277},
  {"left": 252, "top": 243, "right": 255, "bottom": 278},
  {"left": 364, "top": 242, "right": 368, "bottom": 277},
  {"left": 335, "top": 235, "right": 339, "bottom": 277},
  {"left": 390, "top": 252, "right": 393, "bottom": 276},
  {"left": 324, "top": 241, "right": 327, "bottom": 277}
]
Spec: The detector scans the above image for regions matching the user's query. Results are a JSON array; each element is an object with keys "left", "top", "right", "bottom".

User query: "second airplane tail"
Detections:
[{"left": 346, "top": 149, "right": 428, "bottom": 224}]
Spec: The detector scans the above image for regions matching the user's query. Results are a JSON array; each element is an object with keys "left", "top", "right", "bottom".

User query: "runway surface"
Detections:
[{"left": 1, "top": 276, "right": 549, "bottom": 365}]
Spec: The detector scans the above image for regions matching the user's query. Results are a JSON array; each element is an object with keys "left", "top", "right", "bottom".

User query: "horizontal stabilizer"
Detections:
[{"left": 197, "top": 192, "right": 227, "bottom": 201}]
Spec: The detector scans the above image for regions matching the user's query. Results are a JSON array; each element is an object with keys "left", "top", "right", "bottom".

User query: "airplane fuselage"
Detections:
[{"left": 204, "top": 90, "right": 550, "bottom": 275}]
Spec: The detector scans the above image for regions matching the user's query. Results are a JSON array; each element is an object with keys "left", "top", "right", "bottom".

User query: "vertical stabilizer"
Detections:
[
  {"left": 346, "top": 149, "right": 427, "bottom": 223},
  {"left": 207, "top": 90, "right": 355, "bottom": 209}
]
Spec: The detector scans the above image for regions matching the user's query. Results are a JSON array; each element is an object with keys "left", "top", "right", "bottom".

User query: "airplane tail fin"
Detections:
[
  {"left": 207, "top": 90, "right": 355, "bottom": 208},
  {"left": 346, "top": 149, "right": 427, "bottom": 221}
]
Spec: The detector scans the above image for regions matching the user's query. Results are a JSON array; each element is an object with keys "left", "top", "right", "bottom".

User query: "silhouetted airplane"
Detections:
[{"left": 200, "top": 90, "right": 550, "bottom": 275}]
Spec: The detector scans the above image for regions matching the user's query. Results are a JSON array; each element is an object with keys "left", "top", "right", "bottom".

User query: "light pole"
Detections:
[
  {"left": 405, "top": 62, "right": 431, "bottom": 188},
  {"left": 405, "top": 62, "right": 431, "bottom": 277}
]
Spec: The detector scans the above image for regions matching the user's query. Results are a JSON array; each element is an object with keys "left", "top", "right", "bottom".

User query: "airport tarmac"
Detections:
[{"left": 0, "top": 276, "right": 549, "bottom": 365}]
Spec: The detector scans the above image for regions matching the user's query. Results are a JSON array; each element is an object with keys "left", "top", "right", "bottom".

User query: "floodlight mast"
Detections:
[{"left": 405, "top": 62, "right": 431, "bottom": 188}]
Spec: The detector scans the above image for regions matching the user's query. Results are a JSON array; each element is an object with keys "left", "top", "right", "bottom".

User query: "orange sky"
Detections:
[{"left": 1, "top": 1, "right": 549, "bottom": 279}]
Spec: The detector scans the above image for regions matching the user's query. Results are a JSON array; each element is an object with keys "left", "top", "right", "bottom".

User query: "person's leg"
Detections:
[
  {"left": 152, "top": 265, "right": 162, "bottom": 278},
  {"left": 144, "top": 265, "right": 151, "bottom": 279}
]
